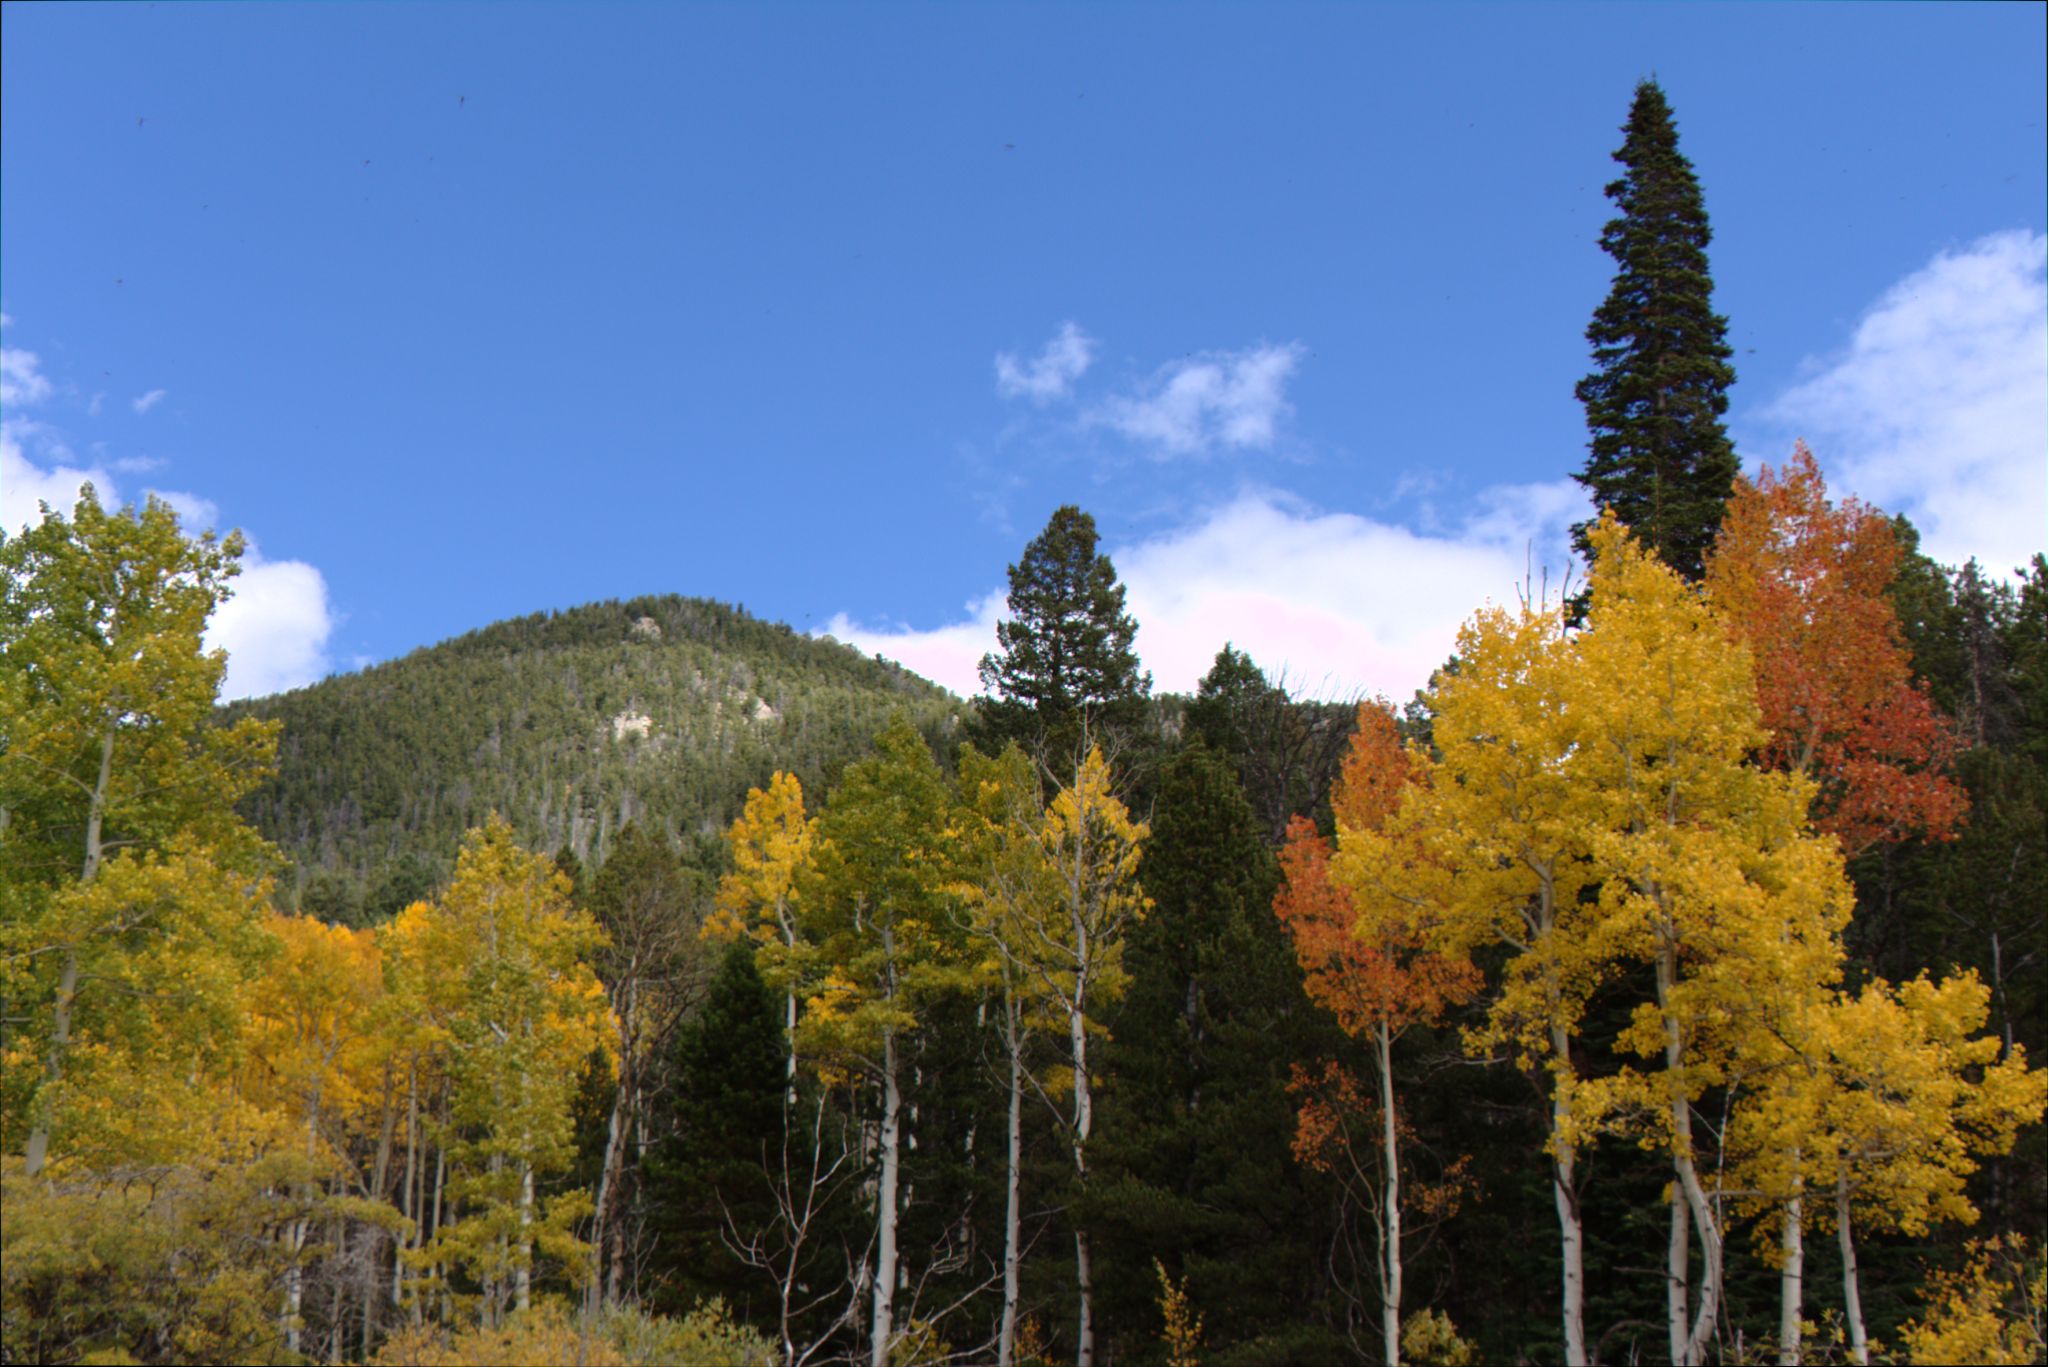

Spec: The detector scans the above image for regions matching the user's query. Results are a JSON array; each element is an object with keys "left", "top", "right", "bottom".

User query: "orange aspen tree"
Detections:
[
  {"left": 1276, "top": 702, "right": 1478, "bottom": 1367},
  {"left": 1706, "top": 442, "right": 1965, "bottom": 856}
]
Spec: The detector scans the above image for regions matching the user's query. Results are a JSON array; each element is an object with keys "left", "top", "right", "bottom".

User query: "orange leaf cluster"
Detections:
[
  {"left": 1707, "top": 443, "right": 1967, "bottom": 855},
  {"left": 1274, "top": 705, "right": 1479, "bottom": 1039}
]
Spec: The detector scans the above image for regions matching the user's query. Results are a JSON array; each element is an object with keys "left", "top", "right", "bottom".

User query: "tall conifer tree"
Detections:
[
  {"left": 974, "top": 506, "right": 1150, "bottom": 760},
  {"left": 1572, "top": 80, "right": 1738, "bottom": 583}
]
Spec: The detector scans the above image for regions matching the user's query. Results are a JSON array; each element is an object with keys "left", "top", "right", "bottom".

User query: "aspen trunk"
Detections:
[
  {"left": 284, "top": 1217, "right": 306, "bottom": 1354},
  {"left": 25, "top": 732, "right": 115, "bottom": 1179},
  {"left": 396, "top": 1066, "right": 418, "bottom": 1309},
  {"left": 1668, "top": 1173, "right": 1690, "bottom": 1365},
  {"left": 999, "top": 985, "right": 1025, "bottom": 1367},
  {"left": 431, "top": 1141, "right": 448, "bottom": 1325},
  {"left": 589, "top": 1058, "right": 631, "bottom": 1315},
  {"left": 1379, "top": 1021, "right": 1403, "bottom": 1367},
  {"left": 516, "top": 1160, "right": 534, "bottom": 1313},
  {"left": 1779, "top": 1173, "right": 1803, "bottom": 1366},
  {"left": 1837, "top": 1175, "right": 1867, "bottom": 1366},
  {"left": 870, "top": 1029, "right": 902, "bottom": 1367},
  {"left": 1660, "top": 943, "right": 1723, "bottom": 1367},
  {"left": 1548, "top": 1023, "right": 1588, "bottom": 1367},
  {"left": 1070, "top": 991, "right": 1095, "bottom": 1367}
]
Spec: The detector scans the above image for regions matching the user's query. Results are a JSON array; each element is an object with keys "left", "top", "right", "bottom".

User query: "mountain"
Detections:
[{"left": 220, "top": 594, "right": 959, "bottom": 922}]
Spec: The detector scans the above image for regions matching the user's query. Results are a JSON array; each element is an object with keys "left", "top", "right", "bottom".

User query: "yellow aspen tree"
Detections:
[
  {"left": 1705, "top": 444, "right": 1973, "bottom": 1364},
  {"left": 1015, "top": 745, "right": 1147, "bottom": 1367},
  {"left": 794, "top": 718, "right": 971, "bottom": 1367},
  {"left": 1564, "top": 515, "right": 1856, "bottom": 1367},
  {"left": 244, "top": 913, "right": 387, "bottom": 1354},
  {"left": 708, "top": 771, "right": 815, "bottom": 1095},
  {"left": 1342, "top": 596, "right": 1604, "bottom": 1367},
  {"left": 1734, "top": 974, "right": 2046, "bottom": 1365},
  {"left": 394, "top": 817, "right": 613, "bottom": 1329},
  {"left": 1, "top": 488, "right": 279, "bottom": 1178},
  {"left": 954, "top": 742, "right": 1060, "bottom": 1367}
]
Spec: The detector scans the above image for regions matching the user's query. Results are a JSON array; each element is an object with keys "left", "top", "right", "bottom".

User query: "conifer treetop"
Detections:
[{"left": 1572, "top": 78, "right": 1739, "bottom": 584}]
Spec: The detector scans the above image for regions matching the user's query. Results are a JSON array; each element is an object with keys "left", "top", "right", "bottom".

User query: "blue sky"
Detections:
[{"left": 4, "top": 2, "right": 2043, "bottom": 700}]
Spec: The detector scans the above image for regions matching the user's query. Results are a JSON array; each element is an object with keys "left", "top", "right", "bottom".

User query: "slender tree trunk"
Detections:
[
  {"left": 1836, "top": 1176, "right": 1867, "bottom": 1366},
  {"left": 1779, "top": 1174, "right": 1803, "bottom": 1366},
  {"left": 24, "top": 731, "right": 115, "bottom": 1179},
  {"left": 1379, "top": 1022, "right": 1403, "bottom": 1367},
  {"left": 871, "top": 1029, "right": 903, "bottom": 1367},
  {"left": 431, "top": 1140, "right": 449, "bottom": 1326},
  {"left": 1000, "top": 983, "right": 1025, "bottom": 1367},
  {"left": 1660, "top": 942, "right": 1723, "bottom": 1367},
  {"left": 517, "top": 1160, "right": 535, "bottom": 1313},
  {"left": 1548, "top": 1023, "right": 1588, "bottom": 1367},
  {"left": 396, "top": 1064, "right": 417, "bottom": 1310},
  {"left": 284, "top": 1215, "right": 306, "bottom": 1354},
  {"left": 364, "top": 1068, "right": 395, "bottom": 1350},
  {"left": 1070, "top": 989, "right": 1095, "bottom": 1367},
  {"left": 589, "top": 1056, "right": 631, "bottom": 1315},
  {"left": 1668, "top": 1169, "right": 1690, "bottom": 1365}
]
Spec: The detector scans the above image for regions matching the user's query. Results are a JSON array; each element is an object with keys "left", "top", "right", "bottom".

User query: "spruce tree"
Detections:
[
  {"left": 1573, "top": 79, "right": 1738, "bottom": 583},
  {"left": 1084, "top": 743, "right": 1348, "bottom": 1364},
  {"left": 642, "top": 940, "right": 789, "bottom": 1323},
  {"left": 973, "top": 505, "right": 1151, "bottom": 761}
]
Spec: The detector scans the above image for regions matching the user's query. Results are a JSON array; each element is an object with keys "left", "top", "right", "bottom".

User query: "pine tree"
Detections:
[
  {"left": 643, "top": 940, "right": 788, "bottom": 1323},
  {"left": 974, "top": 506, "right": 1151, "bottom": 761},
  {"left": 1572, "top": 79, "right": 1738, "bottom": 583}
]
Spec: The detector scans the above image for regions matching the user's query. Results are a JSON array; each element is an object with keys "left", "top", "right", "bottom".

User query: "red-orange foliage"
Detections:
[
  {"left": 1273, "top": 704, "right": 1480, "bottom": 1039},
  {"left": 1706, "top": 443, "right": 1967, "bottom": 856},
  {"left": 1286, "top": 1060, "right": 1473, "bottom": 1215}
]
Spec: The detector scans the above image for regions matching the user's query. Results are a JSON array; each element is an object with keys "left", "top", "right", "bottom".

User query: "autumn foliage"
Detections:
[
  {"left": 1707, "top": 442, "right": 1967, "bottom": 854},
  {"left": 1273, "top": 704, "right": 1479, "bottom": 1039}
]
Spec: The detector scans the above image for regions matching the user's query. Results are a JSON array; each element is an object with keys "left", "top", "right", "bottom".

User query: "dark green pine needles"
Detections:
[
  {"left": 1573, "top": 79, "right": 1739, "bottom": 583},
  {"left": 973, "top": 504, "right": 1151, "bottom": 760}
]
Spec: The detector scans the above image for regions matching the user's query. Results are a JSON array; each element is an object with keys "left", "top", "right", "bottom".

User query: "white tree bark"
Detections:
[
  {"left": 25, "top": 729, "right": 116, "bottom": 1179},
  {"left": 1379, "top": 1022, "right": 1403, "bottom": 1367},
  {"left": 1779, "top": 1175, "right": 1804, "bottom": 1365},
  {"left": 870, "top": 1029, "right": 903, "bottom": 1367},
  {"left": 1660, "top": 943, "right": 1723, "bottom": 1367},
  {"left": 1837, "top": 1175, "right": 1867, "bottom": 1366},
  {"left": 1550, "top": 1021, "right": 1588, "bottom": 1367},
  {"left": 999, "top": 981, "right": 1025, "bottom": 1367}
]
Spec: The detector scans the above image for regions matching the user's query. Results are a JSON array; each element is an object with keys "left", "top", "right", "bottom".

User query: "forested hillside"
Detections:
[{"left": 218, "top": 594, "right": 958, "bottom": 921}]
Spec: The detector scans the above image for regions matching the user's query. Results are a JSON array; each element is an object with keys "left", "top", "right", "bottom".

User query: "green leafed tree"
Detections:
[
  {"left": 0, "top": 487, "right": 281, "bottom": 1177},
  {"left": 1572, "top": 79, "right": 1739, "bottom": 584},
  {"left": 974, "top": 506, "right": 1151, "bottom": 762}
]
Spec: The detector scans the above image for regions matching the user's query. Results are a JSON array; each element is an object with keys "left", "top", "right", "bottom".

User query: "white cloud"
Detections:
[
  {"left": 822, "top": 482, "right": 1586, "bottom": 702},
  {"left": 207, "top": 549, "right": 336, "bottom": 700},
  {"left": 995, "top": 322, "right": 1097, "bottom": 403},
  {"left": 1, "top": 346, "right": 53, "bottom": 406},
  {"left": 1759, "top": 229, "right": 2047, "bottom": 576},
  {"left": 820, "top": 594, "right": 1006, "bottom": 698},
  {"left": 1092, "top": 342, "right": 1305, "bottom": 456},
  {"left": 2, "top": 422, "right": 113, "bottom": 529},
  {"left": 4, "top": 327, "right": 335, "bottom": 702},
  {"left": 146, "top": 488, "right": 221, "bottom": 531},
  {"left": 132, "top": 388, "right": 168, "bottom": 414}
]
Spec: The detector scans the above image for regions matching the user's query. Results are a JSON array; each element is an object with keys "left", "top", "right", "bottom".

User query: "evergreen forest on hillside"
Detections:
[
  {"left": 4, "top": 80, "right": 2045, "bottom": 1367},
  {"left": 218, "top": 594, "right": 957, "bottom": 925}
]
